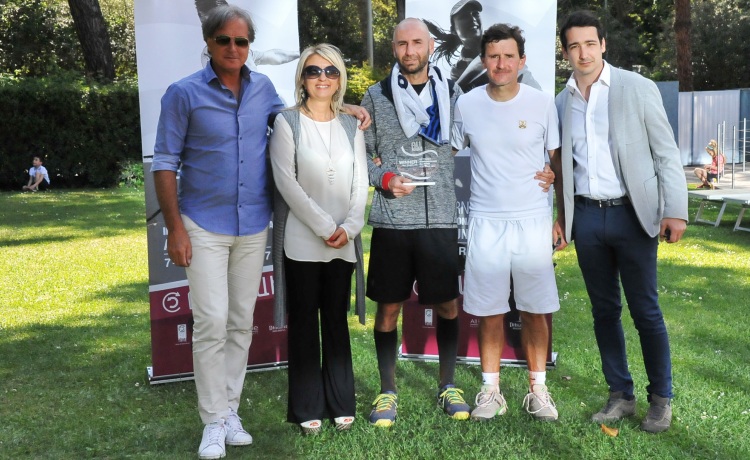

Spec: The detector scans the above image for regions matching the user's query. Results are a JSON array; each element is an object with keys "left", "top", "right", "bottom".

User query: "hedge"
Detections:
[{"left": 0, "top": 74, "right": 141, "bottom": 189}]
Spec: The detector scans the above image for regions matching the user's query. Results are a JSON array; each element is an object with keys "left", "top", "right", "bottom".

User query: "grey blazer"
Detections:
[{"left": 555, "top": 66, "right": 688, "bottom": 240}]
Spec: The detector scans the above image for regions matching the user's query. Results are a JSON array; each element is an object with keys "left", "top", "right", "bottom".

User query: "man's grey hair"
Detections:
[{"left": 202, "top": 4, "right": 255, "bottom": 43}]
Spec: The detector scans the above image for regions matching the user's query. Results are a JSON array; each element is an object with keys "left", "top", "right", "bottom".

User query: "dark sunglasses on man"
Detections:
[
  {"left": 303, "top": 65, "right": 341, "bottom": 80},
  {"left": 211, "top": 35, "right": 250, "bottom": 48}
]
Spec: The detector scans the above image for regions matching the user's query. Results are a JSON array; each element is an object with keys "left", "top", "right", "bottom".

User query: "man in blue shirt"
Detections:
[{"left": 152, "top": 6, "right": 278, "bottom": 459}]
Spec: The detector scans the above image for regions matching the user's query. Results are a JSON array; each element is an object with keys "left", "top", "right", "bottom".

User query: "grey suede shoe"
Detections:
[
  {"left": 640, "top": 395, "right": 672, "bottom": 433},
  {"left": 591, "top": 391, "right": 636, "bottom": 423}
]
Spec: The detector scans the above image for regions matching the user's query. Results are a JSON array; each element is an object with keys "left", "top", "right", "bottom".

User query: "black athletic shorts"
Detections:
[{"left": 366, "top": 227, "right": 459, "bottom": 305}]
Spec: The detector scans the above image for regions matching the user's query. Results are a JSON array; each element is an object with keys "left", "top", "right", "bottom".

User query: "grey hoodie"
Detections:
[{"left": 361, "top": 76, "right": 462, "bottom": 230}]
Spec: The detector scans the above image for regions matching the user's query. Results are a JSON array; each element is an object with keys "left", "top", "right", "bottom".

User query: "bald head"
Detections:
[
  {"left": 393, "top": 17, "right": 430, "bottom": 42},
  {"left": 392, "top": 18, "right": 434, "bottom": 83}
]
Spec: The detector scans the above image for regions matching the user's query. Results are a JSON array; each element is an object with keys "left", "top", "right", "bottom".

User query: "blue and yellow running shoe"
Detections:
[
  {"left": 438, "top": 385, "right": 471, "bottom": 420},
  {"left": 369, "top": 392, "right": 398, "bottom": 427}
]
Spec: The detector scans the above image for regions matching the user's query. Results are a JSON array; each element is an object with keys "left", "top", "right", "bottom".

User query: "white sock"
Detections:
[
  {"left": 530, "top": 371, "right": 546, "bottom": 389},
  {"left": 481, "top": 372, "right": 500, "bottom": 389}
]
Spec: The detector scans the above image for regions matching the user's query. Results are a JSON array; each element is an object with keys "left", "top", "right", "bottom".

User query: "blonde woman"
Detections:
[
  {"left": 270, "top": 44, "right": 367, "bottom": 435},
  {"left": 694, "top": 139, "right": 725, "bottom": 189}
]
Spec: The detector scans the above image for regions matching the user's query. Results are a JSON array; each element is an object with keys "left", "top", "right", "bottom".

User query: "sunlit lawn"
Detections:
[{"left": 0, "top": 188, "right": 748, "bottom": 459}]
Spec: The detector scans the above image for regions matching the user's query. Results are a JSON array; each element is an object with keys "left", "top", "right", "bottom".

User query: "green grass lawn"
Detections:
[{"left": 1, "top": 188, "right": 748, "bottom": 459}]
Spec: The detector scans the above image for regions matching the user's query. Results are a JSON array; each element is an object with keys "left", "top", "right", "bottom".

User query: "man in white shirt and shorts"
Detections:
[{"left": 453, "top": 23, "right": 561, "bottom": 422}]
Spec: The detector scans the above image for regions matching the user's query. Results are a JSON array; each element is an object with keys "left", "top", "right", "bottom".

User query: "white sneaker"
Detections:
[
  {"left": 198, "top": 420, "right": 227, "bottom": 460},
  {"left": 522, "top": 384, "right": 559, "bottom": 421},
  {"left": 470, "top": 385, "right": 508, "bottom": 421},
  {"left": 225, "top": 408, "right": 253, "bottom": 446}
]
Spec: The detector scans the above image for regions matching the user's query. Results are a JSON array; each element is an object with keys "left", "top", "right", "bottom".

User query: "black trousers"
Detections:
[{"left": 284, "top": 255, "right": 356, "bottom": 423}]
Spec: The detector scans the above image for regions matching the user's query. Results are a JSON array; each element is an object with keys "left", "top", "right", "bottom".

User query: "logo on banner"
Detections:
[
  {"left": 162, "top": 291, "right": 181, "bottom": 313},
  {"left": 424, "top": 309, "right": 434, "bottom": 327},
  {"left": 177, "top": 324, "right": 187, "bottom": 343}
]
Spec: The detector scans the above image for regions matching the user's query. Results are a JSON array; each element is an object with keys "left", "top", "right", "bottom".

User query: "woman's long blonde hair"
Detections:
[{"left": 294, "top": 43, "right": 347, "bottom": 116}]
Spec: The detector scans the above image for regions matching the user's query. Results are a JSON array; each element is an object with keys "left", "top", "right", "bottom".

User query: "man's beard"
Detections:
[{"left": 399, "top": 55, "right": 429, "bottom": 75}]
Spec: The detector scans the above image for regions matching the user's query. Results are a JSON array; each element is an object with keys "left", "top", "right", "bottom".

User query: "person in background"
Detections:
[
  {"left": 22, "top": 156, "right": 50, "bottom": 191},
  {"left": 552, "top": 10, "right": 688, "bottom": 434},
  {"left": 694, "top": 139, "right": 725, "bottom": 189},
  {"left": 270, "top": 43, "right": 368, "bottom": 436}
]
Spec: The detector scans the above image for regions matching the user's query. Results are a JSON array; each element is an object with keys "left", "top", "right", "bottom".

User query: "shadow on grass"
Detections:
[
  {"left": 0, "top": 233, "right": 75, "bottom": 247},
  {"left": 0, "top": 299, "right": 299, "bottom": 458},
  {"left": 87, "top": 279, "right": 150, "bottom": 304},
  {"left": 0, "top": 189, "right": 146, "bottom": 243}
]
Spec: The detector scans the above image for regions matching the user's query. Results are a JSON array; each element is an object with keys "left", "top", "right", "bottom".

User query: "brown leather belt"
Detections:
[{"left": 575, "top": 196, "right": 631, "bottom": 208}]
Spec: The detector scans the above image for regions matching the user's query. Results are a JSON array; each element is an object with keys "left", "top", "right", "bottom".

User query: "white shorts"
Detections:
[{"left": 463, "top": 214, "right": 560, "bottom": 316}]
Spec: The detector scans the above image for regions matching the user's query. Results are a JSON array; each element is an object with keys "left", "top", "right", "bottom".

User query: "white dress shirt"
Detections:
[{"left": 566, "top": 62, "right": 627, "bottom": 199}]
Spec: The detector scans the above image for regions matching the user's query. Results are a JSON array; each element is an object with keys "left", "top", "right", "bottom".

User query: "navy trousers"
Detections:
[{"left": 573, "top": 199, "right": 672, "bottom": 399}]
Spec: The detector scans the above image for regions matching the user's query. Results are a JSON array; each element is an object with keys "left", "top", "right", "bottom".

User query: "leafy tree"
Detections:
[
  {"left": 0, "top": 0, "right": 81, "bottom": 76},
  {"left": 652, "top": 0, "right": 750, "bottom": 90},
  {"left": 0, "top": 0, "right": 132, "bottom": 80},
  {"left": 297, "top": 0, "right": 396, "bottom": 68},
  {"left": 3, "top": 0, "right": 748, "bottom": 91},
  {"left": 687, "top": 0, "right": 750, "bottom": 90}
]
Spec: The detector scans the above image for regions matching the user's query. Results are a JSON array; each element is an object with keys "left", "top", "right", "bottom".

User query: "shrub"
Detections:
[
  {"left": 345, "top": 63, "right": 389, "bottom": 105},
  {"left": 118, "top": 160, "right": 144, "bottom": 188},
  {"left": 0, "top": 74, "right": 141, "bottom": 189}
]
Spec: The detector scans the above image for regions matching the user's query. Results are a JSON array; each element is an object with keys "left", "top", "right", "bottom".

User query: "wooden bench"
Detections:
[{"left": 721, "top": 194, "right": 750, "bottom": 232}]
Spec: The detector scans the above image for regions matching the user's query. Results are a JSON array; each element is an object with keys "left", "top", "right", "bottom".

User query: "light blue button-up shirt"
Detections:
[{"left": 152, "top": 63, "right": 284, "bottom": 236}]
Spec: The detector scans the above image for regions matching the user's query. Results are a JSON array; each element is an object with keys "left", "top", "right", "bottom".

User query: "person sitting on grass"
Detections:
[{"left": 22, "top": 156, "right": 50, "bottom": 192}]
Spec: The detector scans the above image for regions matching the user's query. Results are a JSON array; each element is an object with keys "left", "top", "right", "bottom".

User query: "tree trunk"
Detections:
[
  {"left": 674, "top": 0, "right": 693, "bottom": 92},
  {"left": 68, "top": 0, "right": 115, "bottom": 82},
  {"left": 396, "top": 0, "right": 405, "bottom": 22}
]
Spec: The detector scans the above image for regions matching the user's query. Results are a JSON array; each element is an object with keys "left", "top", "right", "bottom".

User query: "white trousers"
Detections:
[{"left": 182, "top": 215, "right": 268, "bottom": 424}]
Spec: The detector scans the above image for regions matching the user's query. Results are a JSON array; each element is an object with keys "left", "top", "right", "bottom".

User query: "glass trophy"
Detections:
[{"left": 396, "top": 145, "right": 439, "bottom": 186}]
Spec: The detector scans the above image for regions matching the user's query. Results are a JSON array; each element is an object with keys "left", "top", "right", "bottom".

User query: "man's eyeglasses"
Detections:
[
  {"left": 211, "top": 35, "right": 250, "bottom": 48},
  {"left": 303, "top": 65, "right": 341, "bottom": 80}
]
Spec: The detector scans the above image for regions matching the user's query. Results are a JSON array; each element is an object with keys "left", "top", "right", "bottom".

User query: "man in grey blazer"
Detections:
[{"left": 550, "top": 10, "right": 688, "bottom": 433}]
